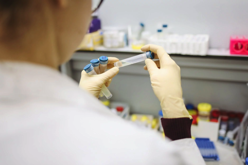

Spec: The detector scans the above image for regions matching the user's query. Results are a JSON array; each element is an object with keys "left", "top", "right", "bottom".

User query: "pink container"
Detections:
[{"left": 230, "top": 36, "right": 248, "bottom": 55}]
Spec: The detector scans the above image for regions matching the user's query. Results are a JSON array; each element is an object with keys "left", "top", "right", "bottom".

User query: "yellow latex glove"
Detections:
[
  {"left": 79, "top": 57, "right": 119, "bottom": 98},
  {"left": 141, "top": 44, "right": 191, "bottom": 119}
]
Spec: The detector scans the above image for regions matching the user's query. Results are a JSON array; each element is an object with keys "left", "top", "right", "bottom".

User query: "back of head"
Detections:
[{"left": 0, "top": 0, "right": 92, "bottom": 68}]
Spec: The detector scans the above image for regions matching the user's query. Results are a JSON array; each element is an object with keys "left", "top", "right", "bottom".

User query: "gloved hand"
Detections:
[
  {"left": 79, "top": 57, "right": 119, "bottom": 98},
  {"left": 141, "top": 44, "right": 191, "bottom": 119}
]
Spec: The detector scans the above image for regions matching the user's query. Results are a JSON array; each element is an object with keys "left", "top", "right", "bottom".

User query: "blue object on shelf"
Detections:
[
  {"left": 158, "top": 110, "right": 163, "bottom": 117},
  {"left": 186, "top": 103, "right": 195, "bottom": 110},
  {"left": 195, "top": 138, "right": 219, "bottom": 161},
  {"left": 218, "top": 136, "right": 224, "bottom": 141},
  {"left": 245, "top": 157, "right": 248, "bottom": 165}
]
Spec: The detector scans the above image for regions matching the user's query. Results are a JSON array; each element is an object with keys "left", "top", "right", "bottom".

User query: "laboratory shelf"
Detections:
[{"left": 76, "top": 46, "right": 248, "bottom": 60}]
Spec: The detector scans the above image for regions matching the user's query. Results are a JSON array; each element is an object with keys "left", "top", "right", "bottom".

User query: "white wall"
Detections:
[{"left": 98, "top": 0, "right": 248, "bottom": 49}]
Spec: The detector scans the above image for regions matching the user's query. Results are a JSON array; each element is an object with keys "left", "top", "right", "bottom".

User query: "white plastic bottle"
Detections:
[{"left": 162, "top": 24, "right": 168, "bottom": 39}]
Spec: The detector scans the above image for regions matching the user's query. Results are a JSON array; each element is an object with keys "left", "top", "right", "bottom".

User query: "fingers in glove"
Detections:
[
  {"left": 141, "top": 44, "right": 174, "bottom": 68},
  {"left": 105, "top": 79, "right": 112, "bottom": 87},
  {"left": 107, "top": 57, "right": 119, "bottom": 69},
  {"left": 145, "top": 59, "right": 158, "bottom": 74},
  {"left": 99, "top": 67, "right": 119, "bottom": 83},
  {"left": 144, "top": 60, "right": 160, "bottom": 70}
]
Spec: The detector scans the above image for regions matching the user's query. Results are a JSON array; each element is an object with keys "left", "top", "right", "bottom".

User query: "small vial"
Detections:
[
  {"left": 90, "top": 59, "right": 100, "bottom": 74},
  {"left": 137, "top": 22, "right": 145, "bottom": 40},
  {"left": 114, "top": 51, "right": 154, "bottom": 68},
  {"left": 99, "top": 56, "right": 108, "bottom": 73},
  {"left": 84, "top": 64, "right": 112, "bottom": 99},
  {"left": 116, "top": 106, "right": 124, "bottom": 116},
  {"left": 157, "top": 29, "right": 163, "bottom": 39},
  {"left": 162, "top": 24, "right": 168, "bottom": 39}
]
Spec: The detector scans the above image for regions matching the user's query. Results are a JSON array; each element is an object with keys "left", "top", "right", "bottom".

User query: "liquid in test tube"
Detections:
[
  {"left": 84, "top": 64, "right": 112, "bottom": 99},
  {"left": 114, "top": 51, "right": 154, "bottom": 68},
  {"left": 99, "top": 56, "right": 108, "bottom": 73},
  {"left": 90, "top": 59, "right": 100, "bottom": 74}
]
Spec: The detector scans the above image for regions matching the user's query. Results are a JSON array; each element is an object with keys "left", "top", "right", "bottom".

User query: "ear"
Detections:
[{"left": 53, "top": 0, "right": 68, "bottom": 8}]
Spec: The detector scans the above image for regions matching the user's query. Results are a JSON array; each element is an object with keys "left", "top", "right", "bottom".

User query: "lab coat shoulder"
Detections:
[
  {"left": 0, "top": 62, "right": 205, "bottom": 165},
  {"left": 43, "top": 97, "right": 205, "bottom": 165}
]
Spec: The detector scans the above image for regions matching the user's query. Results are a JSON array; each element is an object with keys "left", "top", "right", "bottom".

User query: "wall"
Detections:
[{"left": 98, "top": 0, "right": 248, "bottom": 49}]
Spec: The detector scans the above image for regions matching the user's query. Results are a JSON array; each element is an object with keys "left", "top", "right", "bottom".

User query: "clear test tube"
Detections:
[
  {"left": 84, "top": 64, "right": 112, "bottom": 99},
  {"left": 99, "top": 56, "right": 108, "bottom": 98},
  {"left": 90, "top": 59, "right": 100, "bottom": 74},
  {"left": 99, "top": 56, "right": 108, "bottom": 73},
  {"left": 114, "top": 51, "right": 154, "bottom": 68}
]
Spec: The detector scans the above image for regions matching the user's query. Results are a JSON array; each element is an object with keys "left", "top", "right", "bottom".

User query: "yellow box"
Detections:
[{"left": 77, "top": 30, "right": 103, "bottom": 51}]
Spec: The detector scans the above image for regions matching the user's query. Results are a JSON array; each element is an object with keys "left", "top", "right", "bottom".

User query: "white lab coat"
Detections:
[{"left": 0, "top": 62, "right": 205, "bottom": 165}]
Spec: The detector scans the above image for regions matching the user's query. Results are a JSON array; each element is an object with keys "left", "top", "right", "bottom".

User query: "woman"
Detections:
[{"left": 0, "top": 0, "right": 205, "bottom": 164}]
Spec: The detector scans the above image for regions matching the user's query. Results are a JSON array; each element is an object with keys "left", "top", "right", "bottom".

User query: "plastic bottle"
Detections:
[
  {"left": 198, "top": 103, "right": 212, "bottom": 121},
  {"left": 157, "top": 29, "right": 163, "bottom": 40},
  {"left": 162, "top": 24, "right": 168, "bottom": 39},
  {"left": 88, "top": 12, "right": 101, "bottom": 33},
  {"left": 99, "top": 56, "right": 108, "bottom": 73},
  {"left": 116, "top": 106, "right": 124, "bottom": 116},
  {"left": 90, "top": 59, "right": 100, "bottom": 74},
  {"left": 137, "top": 23, "right": 145, "bottom": 40}
]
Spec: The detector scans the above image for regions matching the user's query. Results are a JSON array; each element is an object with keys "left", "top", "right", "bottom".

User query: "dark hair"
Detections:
[{"left": 0, "top": 0, "right": 34, "bottom": 39}]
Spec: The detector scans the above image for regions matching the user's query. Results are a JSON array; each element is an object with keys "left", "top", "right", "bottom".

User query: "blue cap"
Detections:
[
  {"left": 157, "top": 29, "right": 162, "bottom": 33},
  {"left": 99, "top": 56, "right": 108, "bottom": 65},
  {"left": 186, "top": 104, "right": 194, "bottom": 110},
  {"left": 158, "top": 110, "right": 163, "bottom": 117},
  {"left": 162, "top": 24, "right": 168, "bottom": 28},
  {"left": 90, "top": 59, "right": 100, "bottom": 67},
  {"left": 140, "top": 23, "right": 145, "bottom": 27},
  {"left": 84, "top": 64, "right": 94, "bottom": 73},
  {"left": 218, "top": 136, "right": 224, "bottom": 141},
  {"left": 246, "top": 157, "right": 248, "bottom": 165},
  {"left": 146, "top": 51, "right": 154, "bottom": 59}
]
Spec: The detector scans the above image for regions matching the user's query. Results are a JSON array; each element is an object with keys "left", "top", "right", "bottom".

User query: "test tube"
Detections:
[
  {"left": 137, "top": 23, "right": 145, "bottom": 40},
  {"left": 114, "top": 51, "right": 154, "bottom": 68},
  {"left": 84, "top": 64, "right": 112, "bottom": 99},
  {"left": 99, "top": 56, "right": 108, "bottom": 73},
  {"left": 90, "top": 59, "right": 100, "bottom": 74}
]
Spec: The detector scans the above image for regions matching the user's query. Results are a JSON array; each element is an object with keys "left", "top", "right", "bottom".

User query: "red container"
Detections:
[{"left": 230, "top": 36, "right": 248, "bottom": 55}]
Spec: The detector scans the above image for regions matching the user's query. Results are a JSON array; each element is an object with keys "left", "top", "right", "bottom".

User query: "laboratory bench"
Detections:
[{"left": 205, "top": 141, "right": 242, "bottom": 165}]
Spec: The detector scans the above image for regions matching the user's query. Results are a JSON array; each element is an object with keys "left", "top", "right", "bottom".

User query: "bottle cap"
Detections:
[
  {"left": 90, "top": 59, "right": 100, "bottom": 67},
  {"left": 141, "top": 115, "right": 148, "bottom": 122},
  {"left": 186, "top": 104, "right": 194, "bottom": 110},
  {"left": 157, "top": 29, "right": 162, "bottom": 33},
  {"left": 146, "top": 51, "right": 155, "bottom": 59},
  {"left": 140, "top": 23, "right": 145, "bottom": 27},
  {"left": 221, "top": 116, "right": 229, "bottom": 122},
  {"left": 162, "top": 24, "right": 168, "bottom": 28},
  {"left": 210, "top": 119, "right": 218, "bottom": 123},
  {"left": 99, "top": 56, "right": 108, "bottom": 65},
  {"left": 84, "top": 64, "right": 93, "bottom": 73},
  {"left": 131, "top": 115, "right": 137, "bottom": 121},
  {"left": 116, "top": 106, "right": 124, "bottom": 112},
  {"left": 211, "top": 109, "right": 220, "bottom": 118},
  {"left": 198, "top": 103, "right": 212, "bottom": 112}
]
